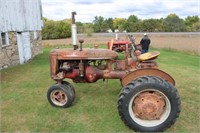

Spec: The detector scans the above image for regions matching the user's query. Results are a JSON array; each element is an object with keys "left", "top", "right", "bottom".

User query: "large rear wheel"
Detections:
[{"left": 118, "top": 76, "right": 181, "bottom": 132}]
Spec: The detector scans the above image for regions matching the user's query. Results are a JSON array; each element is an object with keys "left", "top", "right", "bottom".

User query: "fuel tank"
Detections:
[{"left": 50, "top": 48, "right": 118, "bottom": 60}]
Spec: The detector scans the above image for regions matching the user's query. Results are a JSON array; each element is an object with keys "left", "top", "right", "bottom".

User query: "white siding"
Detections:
[
  {"left": 17, "top": 32, "right": 32, "bottom": 64},
  {"left": 0, "top": 0, "right": 43, "bottom": 32}
]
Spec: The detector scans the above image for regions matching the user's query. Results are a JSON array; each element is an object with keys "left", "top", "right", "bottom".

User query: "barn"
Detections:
[{"left": 0, "top": 0, "right": 43, "bottom": 69}]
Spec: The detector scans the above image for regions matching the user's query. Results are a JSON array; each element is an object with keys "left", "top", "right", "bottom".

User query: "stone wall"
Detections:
[
  {"left": 0, "top": 31, "right": 43, "bottom": 70},
  {"left": 0, "top": 32, "right": 19, "bottom": 69}
]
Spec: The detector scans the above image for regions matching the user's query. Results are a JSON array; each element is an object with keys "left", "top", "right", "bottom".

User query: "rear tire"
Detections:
[{"left": 118, "top": 76, "right": 181, "bottom": 132}]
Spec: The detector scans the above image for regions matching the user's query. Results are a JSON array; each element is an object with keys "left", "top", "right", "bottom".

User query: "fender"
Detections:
[{"left": 121, "top": 68, "right": 175, "bottom": 86}]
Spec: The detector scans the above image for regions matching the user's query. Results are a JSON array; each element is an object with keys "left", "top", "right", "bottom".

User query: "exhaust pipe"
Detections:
[{"left": 71, "top": 11, "right": 78, "bottom": 50}]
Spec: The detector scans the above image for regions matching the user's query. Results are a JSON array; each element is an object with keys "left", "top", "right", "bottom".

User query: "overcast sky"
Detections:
[{"left": 42, "top": 0, "right": 200, "bottom": 22}]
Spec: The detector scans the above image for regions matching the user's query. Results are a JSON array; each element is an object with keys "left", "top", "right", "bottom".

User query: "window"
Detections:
[{"left": 0, "top": 32, "right": 9, "bottom": 47}]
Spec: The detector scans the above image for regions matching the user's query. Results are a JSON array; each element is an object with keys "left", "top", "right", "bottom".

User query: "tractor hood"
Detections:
[{"left": 50, "top": 48, "right": 118, "bottom": 60}]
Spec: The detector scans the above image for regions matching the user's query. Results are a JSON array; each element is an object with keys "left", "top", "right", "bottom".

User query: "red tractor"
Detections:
[
  {"left": 108, "top": 40, "right": 131, "bottom": 52},
  {"left": 107, "top": 35, "right": 142, "bottom": 57},
  {"left": 47, "top": 35, "right": 181, "bottom": 132}
]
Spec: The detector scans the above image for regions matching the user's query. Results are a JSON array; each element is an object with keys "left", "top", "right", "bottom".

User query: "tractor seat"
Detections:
[{"left": 138, "top": 51, "right": 160, "bottom": 61}]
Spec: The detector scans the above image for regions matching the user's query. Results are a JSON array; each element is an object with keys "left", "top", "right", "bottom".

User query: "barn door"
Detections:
[{"left": 17, "top": 32, "right": 32, "bottom": 64}]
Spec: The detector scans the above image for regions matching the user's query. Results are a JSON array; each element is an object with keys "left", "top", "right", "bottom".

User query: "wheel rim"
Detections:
[
  {"left": 50, "top": 90, "right": 68, "bottom": 106},
  {"left": 129, "top": 89, "right": 171, "bottom": 127}
]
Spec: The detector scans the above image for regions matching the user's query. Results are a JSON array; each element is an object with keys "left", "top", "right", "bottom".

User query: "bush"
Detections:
[{"left": 42, "top": 18, "right": 71, "bottom": 40}]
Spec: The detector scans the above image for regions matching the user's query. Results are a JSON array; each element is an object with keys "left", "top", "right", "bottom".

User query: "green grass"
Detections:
[{"left": 1, "top": 47, "right": 200, "bottom": 132}]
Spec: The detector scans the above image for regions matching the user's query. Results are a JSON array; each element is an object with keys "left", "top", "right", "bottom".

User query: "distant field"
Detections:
[
  {"left": 1, "top": 47, "right": 200, "bottom": 132},
  {"left": 43, "top": 33, "right": 200, "bottom": 55}
]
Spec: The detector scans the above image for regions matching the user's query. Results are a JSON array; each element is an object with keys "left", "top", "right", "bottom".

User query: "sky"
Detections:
[{"left": 41, "top": 0, "right": 200, "bottom": 23}]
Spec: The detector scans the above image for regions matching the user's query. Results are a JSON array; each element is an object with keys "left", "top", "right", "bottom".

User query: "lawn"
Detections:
[{"left": 1, "top": 46, "right": 200, "bottom": 132}]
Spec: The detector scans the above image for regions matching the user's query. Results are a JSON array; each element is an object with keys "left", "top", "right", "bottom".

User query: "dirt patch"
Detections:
[{"left": 42, "top": 33, "right": 200, "bottom": 54}]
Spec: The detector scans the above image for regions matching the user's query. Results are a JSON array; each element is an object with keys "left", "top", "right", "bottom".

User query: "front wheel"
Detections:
[
  {"left": 118, "top": 76, "right": 181, "bottom": 132},
  {"left": 47, "top": 84, "right": 74, "bottom": 108},
  {"left": 61, "top": 81, "right": 76, "bottom": 102}
]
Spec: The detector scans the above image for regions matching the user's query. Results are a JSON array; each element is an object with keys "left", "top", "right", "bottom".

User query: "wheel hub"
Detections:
[
  {"left": 51, "top": 90, "right": 68, "bottom": 105},
  {"left": 133, "top": 92, "right": 166, "bottom": 120}
]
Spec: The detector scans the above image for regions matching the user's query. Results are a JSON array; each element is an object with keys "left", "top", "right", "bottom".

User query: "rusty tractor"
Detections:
[{"left": 47, "top": 35, "right": 181, "bottom": 132}]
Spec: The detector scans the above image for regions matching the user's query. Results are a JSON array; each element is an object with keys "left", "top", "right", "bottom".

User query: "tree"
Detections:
[
  {"left": 113, "top": 18, "right": 126, "bottom": 32},
  {"left": 42, "top": 20, "right": 56, "bottom": 39},
  {"left": 127, "top": 15, "right": 139, "bottom": 23},
  {"left": 192, "top": 22, "right": 200, "bottom": 32},
  {"left": 57, "top": 20, "right": 71, "bottom": 38},
  {"left": 163, "top": 14, "right": 186, "bottom": 32},
  {"left": 42, "top": 18, "right": 71, "bottom": 39},
  {"left": 124, "top": 15, "right": 141, "bottom": 32},
  {"left": 93, "top": 16, "right": 105, "bottom": 32},
  {"left": 141, "top": 19, "right": 163, "bottom": 32},
  {"left": 105, "top": 18, "right": 114, "bottom": 32},
  {"left": 185, "top": 16, "right": 200, "bottom": 31}
]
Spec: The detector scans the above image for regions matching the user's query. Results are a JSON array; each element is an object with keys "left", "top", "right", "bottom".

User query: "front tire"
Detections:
[
  {"left": 118, "top": 76, "right": 181, "bottom": 132},
  {"left": 47, "top": 84, "right": 74, "bottom": 108},
  {"left": 61, "top": 81, "right": 76, "bottom": 102}
]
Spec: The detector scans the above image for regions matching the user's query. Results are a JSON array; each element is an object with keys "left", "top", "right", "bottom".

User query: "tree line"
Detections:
[{"left": 42, "top": 14, "right": 200, "bottom": 39}]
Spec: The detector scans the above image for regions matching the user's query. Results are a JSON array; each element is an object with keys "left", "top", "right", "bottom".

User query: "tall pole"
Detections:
[{"left": 71, "top": 11, "right": 77, "bottom": 50}]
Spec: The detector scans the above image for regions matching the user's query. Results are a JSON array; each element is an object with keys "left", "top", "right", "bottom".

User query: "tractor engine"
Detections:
[
  {"left": 58, "top": 60, "right": 105, "bottom": 83},
  {"left": 49, "top": 47, "right": 120, "bottom": 83}
]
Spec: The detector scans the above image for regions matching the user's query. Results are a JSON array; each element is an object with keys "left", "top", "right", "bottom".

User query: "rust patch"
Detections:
[{"left": 133, "top": 92, "right": 165, "bottom": 120}]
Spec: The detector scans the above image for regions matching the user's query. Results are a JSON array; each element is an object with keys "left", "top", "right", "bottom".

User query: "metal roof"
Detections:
[{"left": 0, "top": 0, "right": 43, "bottom": 32}]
